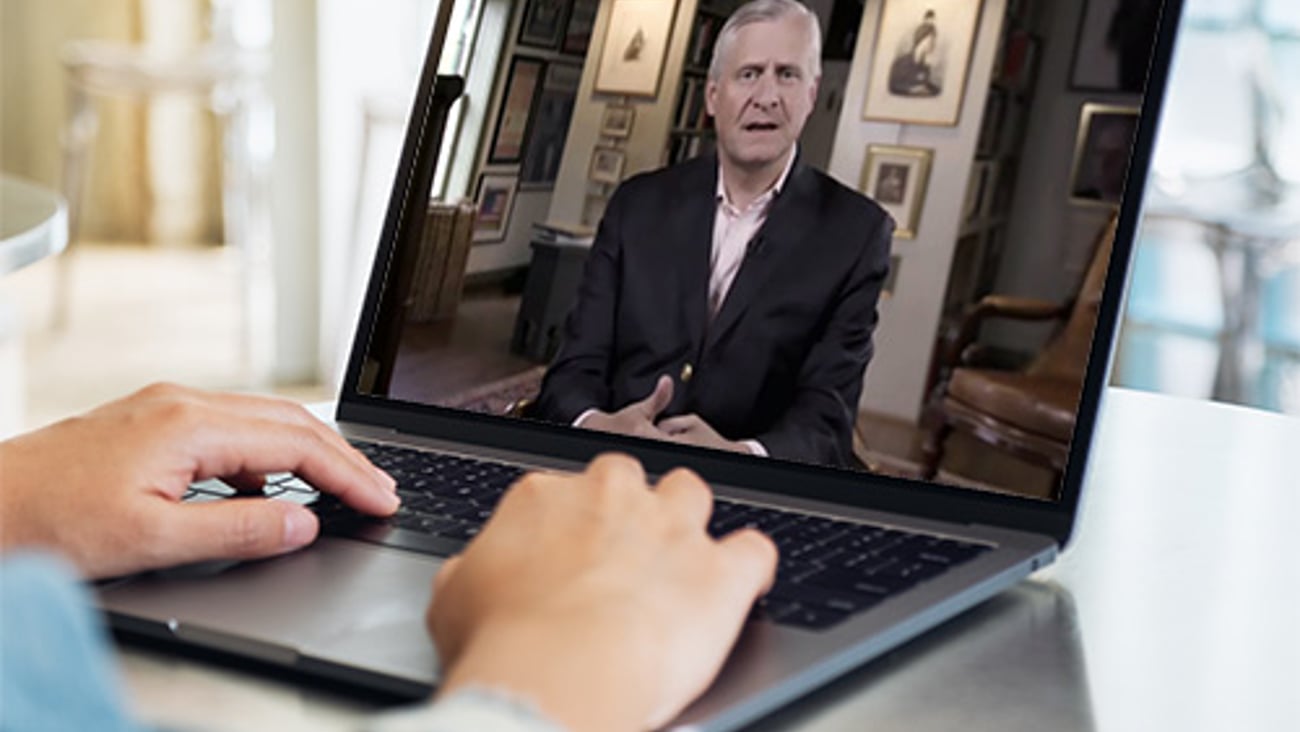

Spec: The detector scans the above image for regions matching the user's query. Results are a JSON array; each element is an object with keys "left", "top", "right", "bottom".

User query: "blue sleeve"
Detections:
[{"left": 0, "top": 553, "right": 145, "bottom": 732}]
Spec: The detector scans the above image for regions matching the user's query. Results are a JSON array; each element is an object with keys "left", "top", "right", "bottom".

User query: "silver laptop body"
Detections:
[{"left": 100, "top": 1, "right": 1185, "bottom": 728}]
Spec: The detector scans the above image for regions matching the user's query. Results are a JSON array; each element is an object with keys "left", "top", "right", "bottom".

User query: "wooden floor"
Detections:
[
  {"left": 389, "top": 288, "right": 539, "bottom": 406},
  {"left": 387, "top": 288, "right": 1058, "bottom": 499},
  {"left": 4, "top": 242, "right": 330, "bottom": 433}
]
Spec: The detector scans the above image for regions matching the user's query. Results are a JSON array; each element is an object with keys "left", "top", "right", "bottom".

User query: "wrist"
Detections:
[{"left": 438, "top": 613, "right": 651, "bottom": 732}]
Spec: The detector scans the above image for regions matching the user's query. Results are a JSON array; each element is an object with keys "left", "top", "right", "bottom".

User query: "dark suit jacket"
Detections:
[{"left": 533, "top": 153, "right": 893, "bottom": 466}]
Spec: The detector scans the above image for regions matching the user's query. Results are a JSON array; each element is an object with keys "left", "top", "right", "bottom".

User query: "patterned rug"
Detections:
[{"left": 439, "top": 366, "right": 548, "bottom": 416}]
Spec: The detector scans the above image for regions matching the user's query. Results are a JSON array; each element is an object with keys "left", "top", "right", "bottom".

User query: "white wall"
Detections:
[
  {"left": 546, "top": 0, "right": 701, "bottom": 226},
  {"left": 829, "top": 0, "right": 1007, "bottom": 422}
]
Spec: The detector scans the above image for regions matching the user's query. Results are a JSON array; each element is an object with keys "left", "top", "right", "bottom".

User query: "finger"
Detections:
[
  {"left": 184, "top": 412, "right": 400, "bottom": 517},
  {"left": 151, "top": 498, "right": 321, "bottom": 565},
  {"left": 433, "top": 555, "right": 463, "bottom": 595},
  {"left": 634, "top": 375, "right": 674, "bottom": 420},
  {"left": 197, "top": 390, "right": 394, "bottom": 491},
  {"left": 585, "top": 453, "right": 649, "bottom": 495},
  {"left": 657, "top": 414, "right": 701, "bottom": 434},
  {"left": 654, "top": 468, "right": 713, "bottom": 529},
  {"left": 716, "top": 528, "right": 779, "bottom": 597}
]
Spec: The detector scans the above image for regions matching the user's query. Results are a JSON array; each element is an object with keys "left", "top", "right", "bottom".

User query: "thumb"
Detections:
[
  {"left": 635, "top": 374, "right": 674, "bottom": 419},
  {"left": 159, "top": 499, "right": 321, "bottom": 565}
]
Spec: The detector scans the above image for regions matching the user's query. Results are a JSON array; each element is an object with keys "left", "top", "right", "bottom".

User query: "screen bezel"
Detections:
[{"left": 338, "top": 0, "right": 1186, "bottom": 548}]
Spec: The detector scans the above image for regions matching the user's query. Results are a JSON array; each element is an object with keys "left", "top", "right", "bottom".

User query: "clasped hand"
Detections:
[{"left": 580, "top": 374, "right": 752, "bottom": 453}]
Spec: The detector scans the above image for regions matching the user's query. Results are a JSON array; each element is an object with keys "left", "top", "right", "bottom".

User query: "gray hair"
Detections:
[{"left": 708, "top": 0, "right": 822, "bottom": 81}]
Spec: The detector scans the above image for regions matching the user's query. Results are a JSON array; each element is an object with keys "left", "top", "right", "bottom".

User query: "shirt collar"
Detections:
[{"left": 716, "top": 146, "right": 798, "bottom": 212}]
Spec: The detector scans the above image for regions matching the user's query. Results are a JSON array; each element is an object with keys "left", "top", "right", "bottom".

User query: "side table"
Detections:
[
  {"left": 510, "top": 239, "right": 589, "bottom": 362},
  {"left": 1, "top": 175, "right": 70, "bottom": 436}
]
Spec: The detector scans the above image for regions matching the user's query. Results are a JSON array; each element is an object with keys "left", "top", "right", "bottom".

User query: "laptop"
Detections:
[{"left": 100, "top": 0, "right": 1185, "bottom": 728}]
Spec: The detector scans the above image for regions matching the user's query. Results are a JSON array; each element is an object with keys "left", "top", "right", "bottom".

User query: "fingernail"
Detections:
[
  {"left": 382, "top": 490, "right": 401, "bottom": 513},
  {"left": 375, "top": 467, "right": 397, "bottom": 492},
  {"left": 283, "top": 508, "right": 317, "bottom": 549}
]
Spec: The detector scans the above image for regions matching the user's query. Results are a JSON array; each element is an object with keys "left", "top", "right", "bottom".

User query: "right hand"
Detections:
[
  {"left": 579, "top": 374, "right": 674, "bottom": 440},
  {"left": 426, "top": 455, "right": 777, "bottom": 732}
]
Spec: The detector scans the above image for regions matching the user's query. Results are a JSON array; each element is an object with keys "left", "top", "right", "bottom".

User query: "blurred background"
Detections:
[{"left": 2, "top": 0, "right": 1298, "bottom": 435}]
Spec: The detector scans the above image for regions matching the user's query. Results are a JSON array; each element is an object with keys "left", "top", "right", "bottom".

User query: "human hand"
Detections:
[
  {"left": 0, "top": 383, "right": 398, "bottom": 579},
  {"left": 659, "top": 413, "right": 751, "bottom": 454},
  {"left": 578, "top": 374, "right": 674, "bottom": 441},
  {"left": 426, "top": 455, "right": 777, "bottom": 732}
]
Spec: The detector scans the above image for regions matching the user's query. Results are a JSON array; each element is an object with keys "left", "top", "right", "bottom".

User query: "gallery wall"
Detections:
[
  {"left": 546, "top": 0, "right": 702, "bottom": 228},
  {"left": 828, "top": 0, "right": 1009, "bottom": 423},
  {"left": 466, "top": 0, "right": 592, "bottom": 275}
]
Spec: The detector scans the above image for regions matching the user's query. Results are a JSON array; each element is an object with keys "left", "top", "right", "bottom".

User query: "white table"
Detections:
[
  {"left": 116, "top": 388, "right": 1300, "bottom": 731},
  {"left": 1, "top": 175, "right": 69, "bottom": 436},
  {"left": 1, "top": 174, "right": 68, "bottom": 275}
]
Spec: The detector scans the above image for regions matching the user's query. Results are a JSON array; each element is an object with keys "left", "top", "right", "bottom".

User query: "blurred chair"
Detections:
[
  {"left": 920, "top": 215, "right": 1118, "bottom": 492},
  {"left": 56, "top": 34, "right": 269, "bottom": 377}
]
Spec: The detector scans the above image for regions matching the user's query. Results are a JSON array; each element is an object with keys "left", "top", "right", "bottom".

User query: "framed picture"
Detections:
[
  {"left": 589, "top": 146, "right": 626, "bottom": 184},
  {"left": 473, "top": 174, "right": 517, "bottom": 242},
  {"left": 599, "top": 104, "right": 636, "bottom": 138},
  {"left": 860, "top": 144, "right": 933, "bottom": 239},
  {"left": 521, "top": 63, "right": 583, "bottom": 187},
  {"left": 1068, "top": 103, "right": 1140, "bottom": 207},
  {"left": 593, "top": 0, "right": 678, "bottom": 97},
  {"left": 863, "top": 0, "right": 985, "bottom": 126},
  {"left": 1070, "top": 0, "right": 1161, "bottom": 92},
  {"left": 518, "top": 0, "right": 568, "bottom": 50},
  {"left": 562, "top": 0, "right": 599, "bottom": 56},
  {"left": 489, "top": 57, "right": 544, "bottom": 164}
]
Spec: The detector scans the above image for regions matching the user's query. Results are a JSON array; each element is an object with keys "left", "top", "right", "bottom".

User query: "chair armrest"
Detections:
[
  {"left": 940, "top": 296, "right": 1071, "bottom": 372},
  {"left": 972, "top": 295, "right": 1071, "bottom": 321}
]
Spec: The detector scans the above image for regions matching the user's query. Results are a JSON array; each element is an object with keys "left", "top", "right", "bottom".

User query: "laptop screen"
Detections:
[{"left": 344, "top": 0, "right": 1173, "bottom": 510}]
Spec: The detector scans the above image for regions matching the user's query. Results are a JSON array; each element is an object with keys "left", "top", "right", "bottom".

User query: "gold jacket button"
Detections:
[{"left": 680, "top": 363, "right": 694, "bottom": 382}]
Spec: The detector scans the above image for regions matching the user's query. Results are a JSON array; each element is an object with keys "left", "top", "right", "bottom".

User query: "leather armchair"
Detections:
[{"left": 920, "top": 215, "right": 1118, "bottom": 495}]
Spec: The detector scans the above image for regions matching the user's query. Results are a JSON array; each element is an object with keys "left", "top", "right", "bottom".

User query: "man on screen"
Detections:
[{"left": 533, "top": 0, "right": 892, "bottom": 467}]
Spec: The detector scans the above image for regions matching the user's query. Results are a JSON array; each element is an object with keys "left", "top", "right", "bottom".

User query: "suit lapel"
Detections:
[
  {"left": 672, "top": 158, "right": 715, "bottom": 355},
  {"left": 704, "top": 161, "right": 816, "bottom": 353}
]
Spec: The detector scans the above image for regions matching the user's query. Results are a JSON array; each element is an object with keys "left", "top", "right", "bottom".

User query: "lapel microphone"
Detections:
[{"left": 746, "top": 235, "right": 766, "bottom": 258}]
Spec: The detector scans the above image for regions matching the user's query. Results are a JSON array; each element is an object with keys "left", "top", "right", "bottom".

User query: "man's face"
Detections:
[{"left": 706, "top": 15, "right": 819, "bottom": 171}]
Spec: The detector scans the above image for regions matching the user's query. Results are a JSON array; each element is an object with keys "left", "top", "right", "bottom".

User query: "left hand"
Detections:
[
  {"left": 658, "top": 414, "right": 750, "bottom": 454},
  {"left": 0, "top": 383, "right": 399, "bottom": 579}
]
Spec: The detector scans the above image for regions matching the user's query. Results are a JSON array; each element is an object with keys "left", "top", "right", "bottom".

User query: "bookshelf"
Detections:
[
  {"left": 665, "top": 1, "right": 739, "bottom": 165},
  {"left": 925, "top": 1, "right": 1048, "bottom": 396}
]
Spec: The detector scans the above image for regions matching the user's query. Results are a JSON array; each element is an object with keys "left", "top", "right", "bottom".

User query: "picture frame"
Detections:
[
  {"left": 863, "top": 0, "right": 985, "bottom": 126},
  {"left": 593, "top": 0, "right": 678, "bottom": 98},
  {"left": 562, "top": 0, "right": 599, "bottom": 56},
  {"left": 860, "top": 144, "right": 933, "bottom": 239},
  {"left": 1068, "top": 103, "right": 1140, "bottom": 207},
  {"left": 518, "top": 0, "right": 568, "bottom": 50},
  {"left": 1070, "top": 0, "right": 1160, "bottom": 92},
  {"left": 589, "top": 146, "right": 627, "bottom": 184},
  {"left": 599, "top": 104, "right": 636, "bottom": 138},
  {"left": 520, "top": 63, "right": 583, "bottom": 187},
  {"left": 489, "top": 57, "right": 545, "bottom": 164},
  {"left": 473, "top": 174, "right": 518, "bottom": 243}
]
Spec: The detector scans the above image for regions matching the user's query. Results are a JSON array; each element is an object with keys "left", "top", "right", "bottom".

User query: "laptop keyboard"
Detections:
[{"left": 184, "top": 440, "right": 990, "bottom": 631}]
